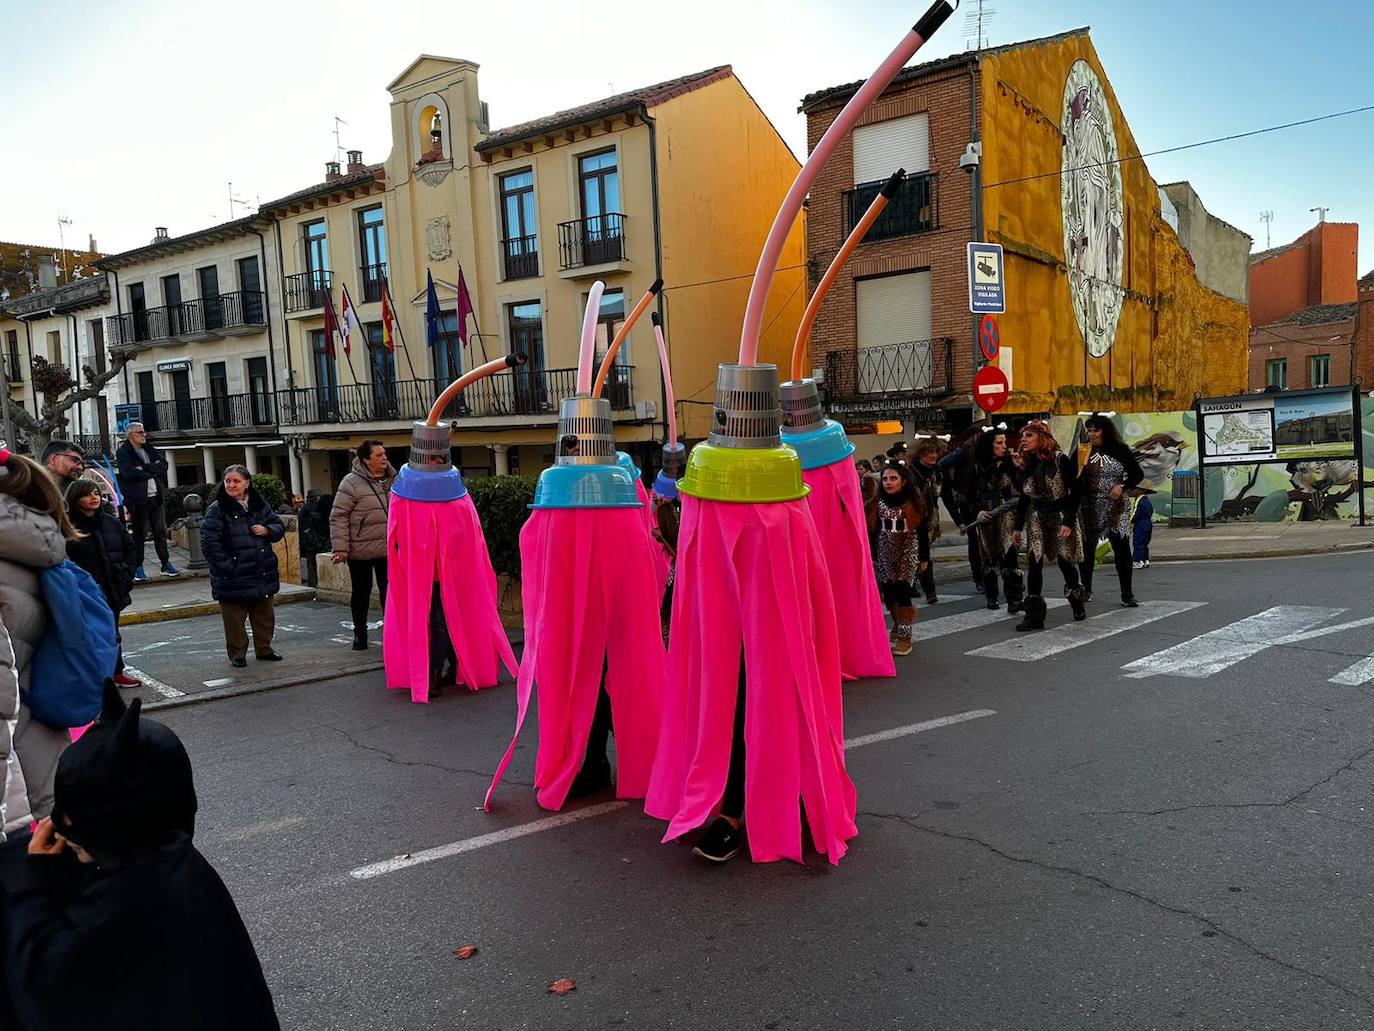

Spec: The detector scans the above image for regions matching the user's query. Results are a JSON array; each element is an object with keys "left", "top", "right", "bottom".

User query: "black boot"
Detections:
[
  {"left": 1003, "top": 570, "right": 1025, "bottom": 615},
  {"left": 1015, "top": 595, "right": 1046, "bottom": 632},
  {"left": 352, "top": 630, "right": 368, "bottom": 651},
  {"left": 1067, "top": 585, "right": 1087, "bottom": 621},
  {"left": 983, "top": 570, "right": 1000, "bottom": 610}
]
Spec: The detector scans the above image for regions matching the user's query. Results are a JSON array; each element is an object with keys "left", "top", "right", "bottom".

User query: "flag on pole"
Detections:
[
  {"left": 425, "top": 270, "right": 442, "bottom": 350},
  {"left": 380, "top": 283, "right": 397, "bottom": 352},
  {"left": 321, "top": 287, "right": 340, "bottom": 359},
  {"left": 456, "top": 266, "right": 476, "bottom": 350},
  {"left": 339, "top": 284, "right": 365, "bottom": 357}
]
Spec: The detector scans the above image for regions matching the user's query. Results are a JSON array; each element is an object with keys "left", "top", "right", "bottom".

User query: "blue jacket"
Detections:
[{"left": 200, "top": 487, "right": 285, "bottom": 604}]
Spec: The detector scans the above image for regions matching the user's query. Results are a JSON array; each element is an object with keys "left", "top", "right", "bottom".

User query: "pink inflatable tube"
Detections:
[
  {"left": 802, "top": 462, "right": 895, "bottom": 681},
  {"left": 486, "top": 507, "right": 665, "bottom": 812},
  {"left": 645, "top": 496, "right": 855, "bottom": 865},
  {"left": 383, "top": 495, "right": 518, "bottom": 703}
]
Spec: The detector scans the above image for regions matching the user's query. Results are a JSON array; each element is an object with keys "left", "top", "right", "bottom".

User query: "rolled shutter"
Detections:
[
  {"left": 853, "top": 114, "right": 930, "bottom": 185},
  {"left": 856, "top": 272, "right": 933, "bottom": 392}
]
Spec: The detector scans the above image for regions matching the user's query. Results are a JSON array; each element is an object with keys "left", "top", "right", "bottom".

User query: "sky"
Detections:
[{"left": 1, "top": 0, "right": 1371, "bottom": 273}]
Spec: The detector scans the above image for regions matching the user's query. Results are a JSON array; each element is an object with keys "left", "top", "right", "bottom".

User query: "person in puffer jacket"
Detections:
[
  {"left": 0, "top": 449, "right": 80, "bottom": 827},
  {"left": 201, "top": 465, "right": 286, "bottom": 668},
  {"left": 329, "top": 440, "right": 397, "bottom": 651}
]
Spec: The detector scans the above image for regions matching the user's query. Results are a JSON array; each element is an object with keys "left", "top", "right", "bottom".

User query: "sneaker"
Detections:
[
  {"left": 892, "top": 639, "right": 913, "bottom": 657},
  {"left": 352, "top": 633, "right": 368, "bottom": 651},
  {"left": 1143, "top": 559, "right": 1151, "bottom": 568},
  {"left": 1121, "top": 595, "right": 1140, "bottom": 608},
  {"left": 925, "top": 594, "right": 938, "bottom": 605},
  {"left": 112, "top": 673, "right": 140, "bottom": 688},
  {"left": 230, "top": 658, "right": 247, "bottom": 668},
  {"left": 1132, "top": 561, "right": 1146, "bottom": 570},
  {"left": 692, "top": 817, "right": 743, "bottom": 863},
  {"left": 161, "top": 563, "right": 182, "bottom": 577},
  {"left": 133, "top": 566, "right": 147, "bottom": 584}
]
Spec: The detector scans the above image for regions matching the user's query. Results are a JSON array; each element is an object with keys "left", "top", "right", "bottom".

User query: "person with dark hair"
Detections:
[
  {"left": 296, "top": 489, "right": 334, "bottom": 588},
  {"left": 1012, "top": 421, "right": 1086, "bottom": 631},
  {"left": 936, "top": 427, "right": 986, "bottom": 594},
  {"left": 908, "top": 438, "right": 945, "bottom": 604},
  {"left": 4, "top": 684, "right": 282, "bottom": 1030},
  {"left": 1077, "top": 414, "right": 1144, "bottom": 606},
  {"left": 330, "top": 440, "right": 397, "bottom": 650},
  {"left": 41, "top": 439, "right": 85, "bottom": 489},
  {"left": 865, "top": 460, "right": 930, "bottom": 656},
  {"left": 63, "top": 479, "right": 139, "bottom": 688},
  {"left": 115, "top": 423, "right": 180, "bottom": 582},
  {"left": 201, "top": 465, "right": 285, "bottom": 668},
  {"left": 960, "top": 426, "right": 1024, "bottom": 612}
]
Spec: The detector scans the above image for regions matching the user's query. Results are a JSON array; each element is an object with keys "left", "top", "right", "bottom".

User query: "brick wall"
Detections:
[
  {"left": 1248, "top": 316, "right": 1358, "bottom": 391},
  {"left": 1248, "top": 223, "right": 1359, "bottom": 327},
  {"left": 804, "top": 65, "right": 978, "bottom": 403},
  {"left": 1355, "top": 283, "right": 1374, "bottom": 387}
]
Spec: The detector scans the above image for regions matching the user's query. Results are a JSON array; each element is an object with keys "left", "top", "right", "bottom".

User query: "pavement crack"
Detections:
[
  {"left": 320, "top": 723, "right": 532, "bottom": 787},
  {"left": 861, "top": 809, "right": 1374, "bottom": 1011}
]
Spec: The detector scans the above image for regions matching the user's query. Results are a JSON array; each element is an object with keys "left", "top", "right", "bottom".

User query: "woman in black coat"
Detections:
[
  {"left": 64, "top": 478, "right": 140, "bottom": 688},
  {"left": 200, "top": 465, "right": 286, "bottom": 668}
]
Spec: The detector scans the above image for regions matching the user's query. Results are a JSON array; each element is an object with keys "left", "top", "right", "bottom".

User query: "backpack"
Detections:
[{"left": 24, "top": 560, "right": 119, "bottom": 728}]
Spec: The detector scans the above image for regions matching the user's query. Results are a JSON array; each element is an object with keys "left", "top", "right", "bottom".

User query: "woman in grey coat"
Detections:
[
  {"left": 0, "top": 449, "right": 80, "bottom": 830},
  {"left": 330, "top": 440, "right": 398, "bottom": 650}
]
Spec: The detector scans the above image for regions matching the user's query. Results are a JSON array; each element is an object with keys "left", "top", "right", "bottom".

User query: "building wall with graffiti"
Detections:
[
  {"left": 979, "top": 31, "right": 1250, "bottom": 416},
  {"left": 1050, "top": 400, "right": 1373, "bottom": 522}
]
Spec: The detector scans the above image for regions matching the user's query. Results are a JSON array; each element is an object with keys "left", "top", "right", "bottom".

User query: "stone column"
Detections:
[
  {"left": 201, "top": 447, "right": 216, "bottom": 485},
  {"left": 288, "top": 448, "right": 304, "bottom": 498},
  {"left": 243, "top": 445, "right": 258, "bottom": 476},
  {"left": 165, "top": 456, "right": 180, "bottom": 488},
  {"left": 492, "top": 442, "right": 509, "bottom": 476}
]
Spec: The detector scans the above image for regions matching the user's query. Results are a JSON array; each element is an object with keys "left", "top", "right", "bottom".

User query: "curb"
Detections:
[
  {"left": 1148, "top": 540, "right": 1374, "bottom": 563},
  {"left": 144, "top": 660, "right": 386, "bottom": 712},
  {"left": 120, "top": 588, "right": 317, "bottom": 626}
]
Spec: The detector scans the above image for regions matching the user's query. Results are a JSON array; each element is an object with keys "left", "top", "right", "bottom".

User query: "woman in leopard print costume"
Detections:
[{"left": 1012, "top": 421, "right": 1086, "bottom": 631}]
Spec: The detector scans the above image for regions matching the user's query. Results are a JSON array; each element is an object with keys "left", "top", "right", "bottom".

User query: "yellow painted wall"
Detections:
[
  {"left": 979, "top": 34, "right": 1247, "bottom": 414},
  {"left": 654, "top": 74, "right": 806, "bottom": 440}
]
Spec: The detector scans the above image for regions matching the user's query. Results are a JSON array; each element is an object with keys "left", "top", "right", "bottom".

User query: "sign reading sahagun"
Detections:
[{"left": 1199, "top": 386, "right": 1356, "bottom": 465}]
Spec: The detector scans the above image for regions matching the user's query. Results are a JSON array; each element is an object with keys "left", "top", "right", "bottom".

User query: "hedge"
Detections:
[
  {"left": 465, "top": 474, "right": 537, "bottom": 578},
  {"left": 165, "top": 473, "right": 291, "bottom": 520}
]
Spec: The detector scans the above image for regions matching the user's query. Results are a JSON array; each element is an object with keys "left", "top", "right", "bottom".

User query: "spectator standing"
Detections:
[
  {"left": 64, "top": 479, "right": 140, "bottom": 689},
  {"left": 200, "top": 466, "right": 285, "bottom": 668},
  {"left": 41, "top": 439, "right": 86, "bottom": 490},
  {"left": 296, "top": 489, "right": 334, "bottom": 588},
  {"left": 115, "top": 423, "right": 180, "bottom": 582},
  {"left": 1132, "top": 489, "right": 1155, "bottom": 569},
  {"left": 330, "top": 440, "right": 397, "bottom": 651}
]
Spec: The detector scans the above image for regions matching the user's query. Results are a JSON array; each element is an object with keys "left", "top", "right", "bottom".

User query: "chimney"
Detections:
[
  {"left": 37, "top": 254, "right": 57, "bottom": 290},
  {"left": 88, "top": 234, "right": 97, "bottom": 253},
  {"left": 153, "top": 227, "right": 169, "bottom": 244},
  {"left": 346, "top": 149, "right": 364, "bottom": 174},
  {"left": 325, "top": 160, "right": 342, "bottom": 182}
]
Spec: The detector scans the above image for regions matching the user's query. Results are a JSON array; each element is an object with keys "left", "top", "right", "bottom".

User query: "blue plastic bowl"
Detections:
[
  {"left": 652, "top": 471, "right": 679, "bottom": 500},
  {"left": 392, "top": 463, "right": 468, "bottom": 502},
  {"left": 780, "top": 419, "right": 856, "bottom": 471},
  {"left": 531, "top": 463, "right": 644, "bottom": 509},
  {"left": 616, "top": 451, "right": 642, "bottom": 481}
]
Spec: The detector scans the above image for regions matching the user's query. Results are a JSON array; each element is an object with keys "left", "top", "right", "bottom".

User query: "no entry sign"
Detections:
[
  {"left": 978, "top": 314, "right": 1000, "bottom": 361},
  {"left": 973, "top": 364, "right": 1010, "bottom": 413}
]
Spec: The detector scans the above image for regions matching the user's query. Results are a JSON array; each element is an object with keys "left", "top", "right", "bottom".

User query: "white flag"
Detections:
[{"left": 340, "top": 285, "right": 365, "bottom": 356}]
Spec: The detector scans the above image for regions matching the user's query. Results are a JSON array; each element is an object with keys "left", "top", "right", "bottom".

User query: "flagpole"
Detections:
[
  {"left": 329, "top": 288, "right": 361, "bottom": 389},
  {"left": 383, "top": 280, "right": 420, "bottom": 383}
]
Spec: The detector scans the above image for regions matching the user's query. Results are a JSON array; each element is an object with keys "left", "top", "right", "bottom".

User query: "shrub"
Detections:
[
  {"left": 165, "top": 483, "right": 218, "bottom": 521},
  {"left": 252, "top": 473, "right": 291, "bottom": 512},
  {"left": 466, "top": 474, "right": 536, "bottom": 578}
]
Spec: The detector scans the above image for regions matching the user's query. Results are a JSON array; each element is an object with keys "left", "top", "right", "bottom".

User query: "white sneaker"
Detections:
[{"left": 1132, "top": 561, "right": 1146, "bottom": 570}]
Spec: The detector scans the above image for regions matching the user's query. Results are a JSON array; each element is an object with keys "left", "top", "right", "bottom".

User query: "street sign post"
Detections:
[
  {"left": 967, "top": 242, "right": 1005, "bottom": 314},
  {"left": 972, "top": 364, "right": 1010, "bottom": 413},
  {"left": 978, "top": 314, "right": 1000, "bottom": 362}
]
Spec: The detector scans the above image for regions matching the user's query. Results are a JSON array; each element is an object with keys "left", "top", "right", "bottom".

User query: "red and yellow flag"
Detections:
[{"left": 380, "top": 283, "right": 396, "bottom": 353}]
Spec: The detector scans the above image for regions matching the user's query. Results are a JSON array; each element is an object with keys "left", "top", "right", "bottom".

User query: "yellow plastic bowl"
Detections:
[{"left": 678, "top": 442, "right": 808, "bottom": 503}]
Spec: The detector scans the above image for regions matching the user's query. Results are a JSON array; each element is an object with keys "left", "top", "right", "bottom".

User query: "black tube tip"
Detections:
[
  {"left": 880, "top": 168, "right": 907, "bottom": 198},
  {"left": 507, "top": 352, "right": 528, "bottom": 367},
  {"left": 649, "top": 278, "right": 664, "bottom": 295},
  {"left": 914, "top": 0, "right": 957, "bottom": 40},
  {"left": 651, "top": 311, "right": 662, "bottom": 328}
]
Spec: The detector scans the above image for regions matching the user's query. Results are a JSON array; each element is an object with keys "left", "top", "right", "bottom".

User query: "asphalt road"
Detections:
[{"left": 157, "top": 551, "right": 1374, "bottom": 1030}]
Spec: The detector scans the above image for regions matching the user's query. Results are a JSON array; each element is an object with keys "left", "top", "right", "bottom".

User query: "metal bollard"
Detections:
[{"left": 182, "top": 494, "right": 210, "bottom": 571}]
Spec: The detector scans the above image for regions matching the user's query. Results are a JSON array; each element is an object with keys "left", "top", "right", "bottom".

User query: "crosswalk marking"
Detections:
[
  {"left": 1330, "top": 656, "right": 1374, "bottom": 686},
  {"left": 1121, "top": 606, "right": 1344, "bottom": 680},
  {"left": 965, "top": 600, "right": 1206, "bottom": 663},
  {"left": 912, "top": 598, "right": 1066, "bottom": 642}
]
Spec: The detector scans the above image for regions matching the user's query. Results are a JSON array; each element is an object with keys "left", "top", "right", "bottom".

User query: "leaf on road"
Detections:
[
  {"left": 454, "top": 945, "right": 478, "bottom": 960},
  {"left": 548, "top": 978, "right": 576, "bottom": 996}
]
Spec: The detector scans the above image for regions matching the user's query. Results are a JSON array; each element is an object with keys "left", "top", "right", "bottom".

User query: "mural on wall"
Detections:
[
  {"left": 1052, "top": 402, "right": 1374, "bottom": 522},
  {"left": 1061, "top": 60, "right": 1125, "bottom": 359}
]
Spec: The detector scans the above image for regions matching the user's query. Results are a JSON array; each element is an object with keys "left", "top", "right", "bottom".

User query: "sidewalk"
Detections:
[{"left": 123, "top": 544, "right": 314, "bottom": 625}]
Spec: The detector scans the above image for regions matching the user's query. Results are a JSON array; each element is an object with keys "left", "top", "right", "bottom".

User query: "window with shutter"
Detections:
[
  {"left": 853, "top": 114, "right": 930, "bottom": 185},
  {"left": 855, "top": 271, "right": 933, "bottom": 393}
]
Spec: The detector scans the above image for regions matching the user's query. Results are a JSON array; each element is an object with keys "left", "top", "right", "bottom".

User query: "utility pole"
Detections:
[
  {"left": 1259, "top": 211, "right": 1273, "bottom": 249},
  {"left": 1310, "top": 206, "right": 1329, "bottom": 224}
]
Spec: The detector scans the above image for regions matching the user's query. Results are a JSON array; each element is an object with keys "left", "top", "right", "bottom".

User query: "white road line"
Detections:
[
  {"left": 845, "top": 709, "right": 996, "bottom": 749},
  {"left": 965, "top": 600, "right": 1206, "bottom": 663},
  {"left": 121, "top": 664, "right": 186, "bottom": 699},
  {"left": 348, "top": 801, "right": 629, "bottom": 879},
  {"left": 1122, "top": 605, "right": 1344, "bottom": 680},
  {"left": 912, "top": 598, "right": 1067, "bottom": 642},
  {"left": 1330, "top": 656, "right": 1374, "bottom": 686}
]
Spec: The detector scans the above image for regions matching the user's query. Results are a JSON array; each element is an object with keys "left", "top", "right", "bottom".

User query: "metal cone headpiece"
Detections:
[{"left": 393, "top": 421, "right": 467, "bottom": 502}]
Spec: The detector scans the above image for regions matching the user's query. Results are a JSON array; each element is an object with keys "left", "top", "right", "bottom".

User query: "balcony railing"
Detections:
[
  {"left": 359, "top": 264, "right": 387, "bottom": 304},
  {"left": 138, "top": 391, "right": 278, "bottom": 436},
  {"left": 824, "top": 338, "right": 954, "bottom": 404},
  {"left": 72, "top": 433, "right": 111, "bottom": 459},
  {"left": 502, "top": 236, "right": 539, "bottom": 280},
  {"left": 276, "top": 365, "right": 634, "bottom": 426},
  {"left": 106, "top": 291, "right": 267, "bottom": 348},
  {"left": 285, "top": 271, "right": 332, "bottom": 313},
  {"left": 3, "top": 351, "right": 21, "bottom": 384},
  {"left": 843, "top": 172, "right": 939, "bottom": 242},
  {"left": 557, "top": 213, "right": 626, "bottom": 270}
]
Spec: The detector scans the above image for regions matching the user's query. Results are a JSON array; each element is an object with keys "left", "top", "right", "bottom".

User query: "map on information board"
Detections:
[{"left": 1201, "top": 409, "right": 1275, "bottom": 462}]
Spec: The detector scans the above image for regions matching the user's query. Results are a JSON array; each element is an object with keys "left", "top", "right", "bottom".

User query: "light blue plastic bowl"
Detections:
[
  {"left": 392, "top": 463, "right": 467, "bottom": 502},
  {"left": 780, "top": 419, "right": 857, "bottom": 471},
  {"left": 531, "top": 463, "right": 643, "bottom": 509},
  {"left": 616, "top": 451, "right": 642, "bottom": 481}
]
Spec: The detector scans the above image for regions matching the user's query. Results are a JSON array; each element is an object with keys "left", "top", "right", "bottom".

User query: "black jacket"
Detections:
[
  {"left": 114, "top": 441, "right": 169, "bottom": 506},
  {"left": 66, "top": 508, "right": 138, "bottom": 613},
  {"left": 200, "top": 486, "right": 285, "bottom": 603}
]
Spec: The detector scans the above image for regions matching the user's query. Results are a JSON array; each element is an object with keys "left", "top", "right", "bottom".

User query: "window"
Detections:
[
  {"left": 429, "top": 310, "right": 463, "bottom": 386},
  {"left": 129, "top": 283, "right": 149, "bottom": 343},
  {"left": 507, "top": 302, "right": 546, "bottom": 414},
  {"left": 578, "top": 149, "right": 620, "bottom": 220},
  {"left": 310, "top": 329, "right": 338, "bottom": 410},
  {"left": 855, "top": 271, "right": 934, "bottom": 394},
  {"left": 4, "top": 329, "right": 20, "bottom": 383},
  {"left": 245, "top": 356, "right": 271, "bottom": 425},
  {"left": 1266, "top": 358, "right": 1287, "bottom": 390},
  {"left": 357, "top": 207, "right": 387, "bottom": 302},
  {"left": 499, "top": 170, "right": 538, "bottom": 279},
  {"left": 237, "top": 256, "right": 264, "bottom": 323},
  {"left": 198, "top": 266, "right": 222, "bottom": 330},
  {"left": 208, "top": 361, "right": 229, "bottom": 427},
  {"left": 852, "top": 113, "right": 930, "bottom": 184},
  {"left": 1309, "top": 354, "right": 1330, "bottom": 388},
  {"left": 136, "top": 370, "right": 159, "bottom": 431},
  {"left": 366, "top": 321, "right": 397, "bottom": 417},
  {"left": 162, "top": 274, "right": 183, "bottom": 335}
]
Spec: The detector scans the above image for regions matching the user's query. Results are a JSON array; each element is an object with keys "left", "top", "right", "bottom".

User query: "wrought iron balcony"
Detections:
[
  {"left": 359, "top": 264, "right": 387, "bottom": 304},
  {"left": 501, "top": 236, "right": 539, "bottom": 280},
  {"left": 105, "top": 292, "right": 266, "bottom": 347},
  {"left": 284, "top": 271, "right": 332, "bottom": 313},
  {"left": 3, "top": 350, "right": 22, "bottom": 384},
  {"left": 72, "top": 433, "right": 111, "bottom": 458},
  {"left": 557, "top": 213, "right": 626, "bottom": 271},
  {"left": 276, "top": 365, "right": 634, "bottom": 426},
  {"left": 823, "top": 338, "right": 954, "bottom": 415},
  {"left": 843, "top": 172, "right": 939, "bottom": 242},
  {"left": 138, "top": 391, "right": 278, "bottom": 436}
]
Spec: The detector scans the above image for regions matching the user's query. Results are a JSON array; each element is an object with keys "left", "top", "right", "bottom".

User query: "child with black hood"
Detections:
[{"left": 2, "top": 683, "right": 281, "bottom": 1030}]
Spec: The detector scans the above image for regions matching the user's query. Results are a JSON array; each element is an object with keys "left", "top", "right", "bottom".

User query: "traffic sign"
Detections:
[
  {"left": 973, "top": 364, "right": 1010, "bottom": 413},
  {"left": 978, "top": 314, "right": 1000, "bottom": 361},
  {"left": 967, "top": 242, "right": 1005, "bottom": 314}
]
